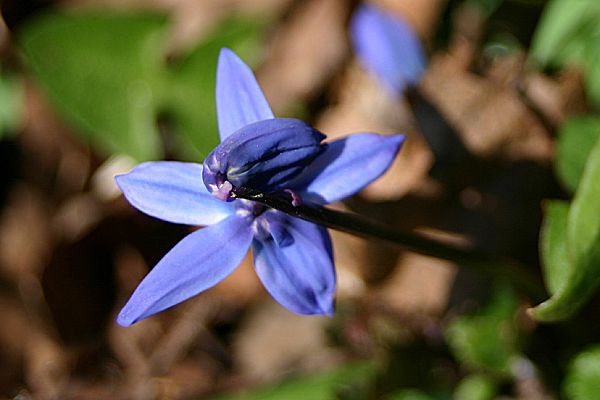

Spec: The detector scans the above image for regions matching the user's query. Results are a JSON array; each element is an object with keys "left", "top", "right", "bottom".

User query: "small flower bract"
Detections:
[{"left": 115, "top": 48, "right": 404, "bottom": 326}]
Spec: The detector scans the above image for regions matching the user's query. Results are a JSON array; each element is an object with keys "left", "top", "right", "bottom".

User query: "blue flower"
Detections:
[
  {"left": 350, "top": 4, "right": 426, "bottom": 95},
  {"left": 115, "top": 48, "right": 404, "bottom": 326}
]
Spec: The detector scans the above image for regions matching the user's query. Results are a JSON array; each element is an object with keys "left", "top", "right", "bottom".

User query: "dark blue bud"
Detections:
[{"left": 203, "top": 118, "right": 325, "bottom": 200}]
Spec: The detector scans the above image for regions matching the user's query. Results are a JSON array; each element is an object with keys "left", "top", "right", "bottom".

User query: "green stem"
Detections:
[{"left": 232, "top": 187, "right": 545, "bottom": 300}]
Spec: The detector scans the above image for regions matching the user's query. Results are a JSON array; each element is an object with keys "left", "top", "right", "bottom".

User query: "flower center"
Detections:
[{"left": 212, "top": 179, "right": 234, "bottom": 202}]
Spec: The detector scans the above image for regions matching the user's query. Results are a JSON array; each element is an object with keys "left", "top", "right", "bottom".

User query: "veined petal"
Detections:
[
  {"left": 203, "top": 118, "right": 325, "bottom": 196},
  {"left": 217, "top": 48, "right": 275, "bottom": 141},
  {"left": 351, "top": 4, "right": 426, "bottom": 94},
  {"left": 292, "top": 133, "right": 405, "bottom": 204},
  {"left": 252, "top": 214, "right": 335, "bottom": 315},
  {"left": 116, "top": 161, "right": 236, "bottom": 226},
  {"left": 117, "top": 213, "right": 253, "bottom": 326}
]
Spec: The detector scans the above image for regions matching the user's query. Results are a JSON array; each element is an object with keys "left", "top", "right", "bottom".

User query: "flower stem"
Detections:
[{"left": 232, "top": 186, "right": 545, "bottom": 300}]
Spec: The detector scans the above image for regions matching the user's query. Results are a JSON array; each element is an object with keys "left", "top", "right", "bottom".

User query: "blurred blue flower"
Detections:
[
  {"left": 115, "top": 48, "right": 404, "bottom": 326},
  {"left": 351, "top": 3, "right": 426, "bottom": 95}
]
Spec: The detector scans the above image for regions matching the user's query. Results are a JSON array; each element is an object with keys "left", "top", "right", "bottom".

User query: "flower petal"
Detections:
[
  {"left": 203, "top": 118, "right": 325, "bottom": 195},
  {"left": 216, "top": 48, "right": 275, "bottom": 141},
  {"left": 116, "top": 161, "right": 236, "bottom": 226},
  {"left": 117, "top": 214, "right": 253, "bottom": 326},
  {"left": 252, "top": 214, "right": 335, "bottom": 315},
  {"left": 351, "top": 4, "right": 426, "bottom": 94},
  {"left": 292, "top": 133, "right": 405, "bottom": 204}
]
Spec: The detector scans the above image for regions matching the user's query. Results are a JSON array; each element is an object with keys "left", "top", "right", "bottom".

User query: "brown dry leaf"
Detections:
[
  {"left": 111, "top": 247, "right": 224, "bottom": 398},
  {"left": 23, "top": 85, "right": 91, "bottom": 196},
  {"left": 210, "top": 251, "right": 263, "bottom": 309},
  {"left": 259, "top": 0, "right": 351, "bottom": 113},
  {"left": 0, "top": 297, "right": 31, "bottom": 370},
  {"left": 232, "top": 301, "right": 340, "bottom": 383},
  {"left": 91, "top": 154, "right": 137, "bottom": 201},
  {"left": 114, "top": 245, "right": 152, "bottom": 300},
  {"left": 52, "top": 193, "right": 103, "bottom": 241},
  {"left": 0, "top": 185, "right": 52, "bottom": 281},
  {"left": 523, "top": 69, "right": 587, "bottom": 128},
  {"left": 330, "top": 226, "right": 400, "bottom": 286},
  {"left": 109, "top": 316, "right": 162, "bottom": 399},
  {"left": 420, "top": 51, "right": 553, "bottom": 162},
  {"left": 150, "top": 359, "right": 214, "bottom": 400},
  {"left": 111, "top": 246, "right": 162, "bottom": 383},
  {"left": 372, "top": 252, "right": 457, "bottom": 317},
  {"left": 0, "top": 14, "right": 8, "bottom": 51},
  {"left": 329, "top": 229, "right": 369, "bottom": 301},
  {"left": 148, "top": 297, "right": 219, "bottom": 375},
  {"left": 25, "top": 331, "right": 69, "bottom": 400},
  {"left": 375, "top": 0, "right": 444, "bottom": 38},
  {"left": 317, "top": 66, "right": 407, "bottom": 137}
]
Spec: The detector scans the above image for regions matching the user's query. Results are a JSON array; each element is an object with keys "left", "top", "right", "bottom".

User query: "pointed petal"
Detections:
[
  {"left": 292, "top": 133, "right": 405, "bottom": 204},
  {"left": 117, "top": 214, "right": 253, "bottom": 326},
  {"left": 116, "top": 161, "right": 235, "bottom": 226},
  {"left": 351, "top": 4, "right": 426, "bottom": 94},
  {"left": 252, "top": 214, "right": 335, "bottom": 315},
  {"left": 216, "top": 48, "right": 274, "bottom": 141},
  {"left": 203, "top": 118, "right": 325, "bottom": 195}
]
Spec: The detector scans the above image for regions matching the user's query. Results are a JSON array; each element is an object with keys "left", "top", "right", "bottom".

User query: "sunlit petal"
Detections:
[
  {"left": 292, "top": 133, "right": 405, "bottom": 204},
  {"left": 116, "top": 161, "right": 236, "bottom": 226},
  {"left": 216, "top": 48, "right": 275, "bottom": 140},
  {"left": 117, "top": 214, "right": 253, "bottom": 326},
  {"left": 253, "top": 214, "right": 335, "bottom": 315}
]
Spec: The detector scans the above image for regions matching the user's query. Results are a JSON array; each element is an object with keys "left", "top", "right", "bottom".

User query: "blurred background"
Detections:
[{"left": 1, "top": 0, "right": 599, "bottom": 398}]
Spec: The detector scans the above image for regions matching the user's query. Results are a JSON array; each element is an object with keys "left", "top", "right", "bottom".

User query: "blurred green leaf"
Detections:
[
  {"left": 20, "top": 12, "right": 167, "bottom": 161},
  {"left": 445, "top": 287, "right": 519, "bottom": 375},
  {"left": 453, "top": 374, "right": 496, "bottom": 400},
  {"left": 384, "top": 389, "right": 435, "bottom": 400},
  {"left": 211, "top": 362, "right": 376, "bottom": 400},
  {"left": 586, "top": 51, "right": 600, "bottom": 107},
  {"left": 164, "top": 15, "right": 268, "bottom": 160},
  {"left": 531, "top": 0, "right": 600, "bottom": 66},
  {"left": 564, "top": 345, "right": 600, "bottom": 400},
  {"left": 531, "top": 134, "right": 600, "bottom": 321},
  {"left": 540, "top": 200, "right": 570, "bottom": 295},
  {"left": 0, "top": 71, "right": 23, "bottom": 138},
  {"left": 531, "top": 0, "right": 600, "bottom": 107},
  {"left": 20, "top": 11, "right": 267, "bottom": 161},
  {"left": 556, "top": 116, "right": 600, "bottom": 192},
  {"left": 465, "top": 0, "right": 505, "bottom": 18}
]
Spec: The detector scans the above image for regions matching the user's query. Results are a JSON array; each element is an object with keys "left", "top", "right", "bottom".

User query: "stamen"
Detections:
[
  {"left": 212, "top": 180, "right": 234, "bottom": 201},
  {"left": 284, "top": 189, "right": 303, "bottom": 207}
]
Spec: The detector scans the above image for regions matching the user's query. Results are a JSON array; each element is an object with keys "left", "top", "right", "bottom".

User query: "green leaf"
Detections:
[
  {"left": 564, "top": 345, "right": 600, "bottom": 400},
  {"left": 446, "top": 317, "right": 515, "bottom": 375},
  {"left": 531, "top": 0, "right": 600, "bottom": 67},
  {"left": 453, "top": 375, "right": 496, "bottom": 400},
  {"left": 540, "top": 200, "right": 570, "bottom": 295},
  {"left": 556, "top": 116, "right": 600, "bottom": 192},
  {"left": 0, "top": 71, "right": 23, "bottom": 138},
  {"left": 163, "top": 15, "right": 268, "bottom": 160},
  {"left": 210, "top": 362, "right": 376, "bottom": 400},
  {"left": 20, "top": 11, "right": 268, "bottom": 161},
  {"left": 530, "top": 0, "right": 600, "bottom": 107},
  {"left": 531, "top": 133, "right": 600, "bottom": 321},
  {"left": 383, "top": 389, "right": 434, "bottom": 400},
  {"left": 531, "top": 0, "right": 600, "bottom": 108},
  {"left": 20, "top": 12, "right": 167, "bottom": 161},
  {"left": 445, "top": 288, "right": 520, "bottom": 376},
  {"left": 585, "top": 51, "right": 600, "bottom": 108}
]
